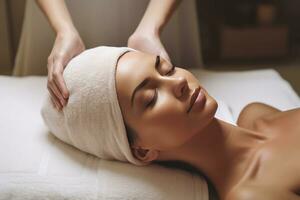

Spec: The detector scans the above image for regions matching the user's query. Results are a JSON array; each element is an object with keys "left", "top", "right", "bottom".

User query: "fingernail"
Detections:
[{"left": 60, "top": 99, "right": 65, "bottom": 106}]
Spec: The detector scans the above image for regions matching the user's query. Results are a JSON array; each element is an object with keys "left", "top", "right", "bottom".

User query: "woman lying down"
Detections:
[{"left": 41, "top": 46, "right": 300, "bottom": 200}]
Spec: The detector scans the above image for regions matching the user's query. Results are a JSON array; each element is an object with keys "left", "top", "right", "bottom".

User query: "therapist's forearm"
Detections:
[
  {"left": 35, "top": 0, "right": 76, "bottom": 34},
  {"left": 136, "top": 0, "right": 181, "bottom": 35}
]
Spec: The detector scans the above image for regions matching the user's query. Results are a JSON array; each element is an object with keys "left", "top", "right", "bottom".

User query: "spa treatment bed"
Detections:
[{"left": 1, "top": 68, "right": 299, "bottom": 200}]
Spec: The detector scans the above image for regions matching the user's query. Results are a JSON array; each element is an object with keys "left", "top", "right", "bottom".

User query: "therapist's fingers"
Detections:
[
  {"left": 159, "top": 49, "right": 171, "bottom": 64},
  {"left": 48, "top": 79, "right": 63, "bottom": 110},
  {"left": 48, "top": 84, "right": 62, "bottom": 110},
  {"left": 128, "top": 32, "right": 172, "bottom": 64},
  {"left": 45, "top": 30, "right": 85, "bottom": 110},
  {"left": 50, "top": 93, "right": 60, "bottom": 110},
  {"left": 49, "top": 77, "right": 65, "bottom": 108},
  {"left": 47, "top": 61, "right": 64, "bottom": 109},
  {"left": 52, "top": 60, "right": 69, "bottom": 101}
]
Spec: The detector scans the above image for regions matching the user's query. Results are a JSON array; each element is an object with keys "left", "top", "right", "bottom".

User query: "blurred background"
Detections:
[{"left": 0, "top": 0, "right": 299, "bottom": 95}]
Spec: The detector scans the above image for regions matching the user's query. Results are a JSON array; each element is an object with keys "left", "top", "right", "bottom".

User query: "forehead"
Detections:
[
  {"left": 116, "top": 51, "right": 155, "bottom": 113},
  {"left": 116, "top": 51, "right": 155, "bottom": 88},
  {"left": 117, "top": 51, "right": 153, "bottom": 72}
]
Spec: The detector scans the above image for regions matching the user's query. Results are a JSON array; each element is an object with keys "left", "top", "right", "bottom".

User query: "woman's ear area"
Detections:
[{"left": 131, "top": 145, "right": 159, "bottom": 163}]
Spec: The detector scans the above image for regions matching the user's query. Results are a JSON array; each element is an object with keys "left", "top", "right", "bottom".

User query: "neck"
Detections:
[{"left": 157, "top": 117, "right": 267, "bottom": 197}]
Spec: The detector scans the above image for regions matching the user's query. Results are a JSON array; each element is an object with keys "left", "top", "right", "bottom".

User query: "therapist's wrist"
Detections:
[
  {"left": 128, "top": 29, "right": 157, "bottom": 49},
  {"left": 57, "top": 28, "right": 83, "bottom": 46},
  {"left": 135, "top": 19, "right": 163, "bottom": 37},
  {"left": 54, "top": 27, "right": 85, "bottom": 59},
  {"left": 56, "top": 23, "right": 78, "bottom": 37}
]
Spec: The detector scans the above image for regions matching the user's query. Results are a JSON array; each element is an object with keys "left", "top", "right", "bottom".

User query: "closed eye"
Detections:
[
  {"left": 146, "top": 89, "right": 158, "bottom": 108},
  {"left": 165, "top": 64, "right": 175, "bottom": 76}
]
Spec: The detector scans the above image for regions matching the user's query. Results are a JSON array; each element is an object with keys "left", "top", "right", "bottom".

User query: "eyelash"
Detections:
[
  {"left": 165, "top": 65, "right": 175, "bottom": 76},
  {"left": 146, "top": 89, "right": 158, "bottom": 108}
]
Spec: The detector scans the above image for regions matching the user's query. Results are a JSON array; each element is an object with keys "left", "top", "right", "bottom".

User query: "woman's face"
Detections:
[{"left": 116, "top": 51, "right": 217, "bottom": 153}]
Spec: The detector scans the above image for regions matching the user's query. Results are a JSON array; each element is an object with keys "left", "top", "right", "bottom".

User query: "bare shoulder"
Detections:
[
  {"left": 237, "top": 102, "right": 281, "bottom": 131},
  {"left": 225, "top": 183, "right": 299, "bottom": 200},
  {"left": 238, "top": 103, "right": 300, "bottom": 135}
]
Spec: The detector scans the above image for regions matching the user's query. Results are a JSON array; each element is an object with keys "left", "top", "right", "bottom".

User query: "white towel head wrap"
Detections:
[{"left": 41, "top": 46, "right": 146, "bottom": 166}]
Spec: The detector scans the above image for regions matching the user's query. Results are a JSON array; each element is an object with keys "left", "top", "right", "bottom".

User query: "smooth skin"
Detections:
[
  {"left": 37, "top": 0, "right": 179, "bottom": 110},
  {"left": 116, "top": 51, "right": 300, "bottom": 200}
]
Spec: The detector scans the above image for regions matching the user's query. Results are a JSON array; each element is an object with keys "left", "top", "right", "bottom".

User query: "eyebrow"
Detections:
[{"left": 130, "top": 56, "right": 160, "bottom": 107}]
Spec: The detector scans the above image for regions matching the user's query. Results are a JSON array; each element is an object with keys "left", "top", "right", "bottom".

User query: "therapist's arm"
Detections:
[
  {"left": 36, "top": 0, "right": 85, "bottom": 110},
  {"left": 128, "top": 0, "right": 181, "bottom": 62}
]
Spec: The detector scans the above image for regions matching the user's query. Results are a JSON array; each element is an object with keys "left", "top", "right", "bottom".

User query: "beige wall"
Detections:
[
  {"left": 0, "top": 0, "right": 13, "bottom": 70},
  {"left": 0, "top": 0, "right": 25, "bottom": 74},
  {"left": 7, "top": 0, "right": 26, "bottom": 56}
]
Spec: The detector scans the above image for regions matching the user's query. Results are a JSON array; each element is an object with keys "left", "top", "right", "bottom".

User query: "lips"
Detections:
[{"left": 187, "top": 86, "right": 201, "bottom": 113}]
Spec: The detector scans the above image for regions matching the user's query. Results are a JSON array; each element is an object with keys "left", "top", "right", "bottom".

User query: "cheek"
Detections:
[
  {"left": 140, "top": 100, "right": 195, "bottom": 149},
  {"left": 143, "top": 95, "right": 218, "bottom": 150}
]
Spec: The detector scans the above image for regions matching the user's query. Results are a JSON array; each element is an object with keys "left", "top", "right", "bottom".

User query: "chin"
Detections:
[
  {"left": 208, "top": 98, "right": 218, "bottom": 119},
  {"left": 200, "top": 91, "right": 218, "bottom": 126},
  {"left": 185, "top": 97, "right": 216, "bottom": 138}
]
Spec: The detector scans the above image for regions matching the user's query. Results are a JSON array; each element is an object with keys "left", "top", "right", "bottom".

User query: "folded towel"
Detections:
[{"left": 41, "top": 46, "right": 145, "bottom": 166}]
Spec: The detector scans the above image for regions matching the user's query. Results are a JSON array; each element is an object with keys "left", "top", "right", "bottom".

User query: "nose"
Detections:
[{"left": 172, "top": 76, "right": 189, "bottom": 98}]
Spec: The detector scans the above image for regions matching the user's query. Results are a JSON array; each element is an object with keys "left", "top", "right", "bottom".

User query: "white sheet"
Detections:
[
  {"left": 0, "top": 76, "right": 208, "bottom": 200},
  {"left": 1, "top": 69, "right": 299, "bottom": 200}
]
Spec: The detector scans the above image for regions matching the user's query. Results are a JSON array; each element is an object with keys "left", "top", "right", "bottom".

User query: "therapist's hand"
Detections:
[
  {"left": 128, "top": 31, "right": 171, "bottom": 63},
  {"left": 47, "top": 30, "right": 85, "bottom": 110}
]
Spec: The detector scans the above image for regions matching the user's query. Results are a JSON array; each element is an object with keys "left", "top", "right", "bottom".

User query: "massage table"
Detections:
[{"left": 1, "top": 69, "right": 299, "bottom": 200}]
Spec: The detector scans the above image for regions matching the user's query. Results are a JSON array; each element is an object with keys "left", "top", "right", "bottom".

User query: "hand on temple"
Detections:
[
  {"left": 128, "top": 31, "right": 171, "bottom": 63},
  {"left": 47, "top": 30, "right": 85, "bottom": 110},
  {"left": 128, "top": 0, "right": 180, "bottom": 64}
]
